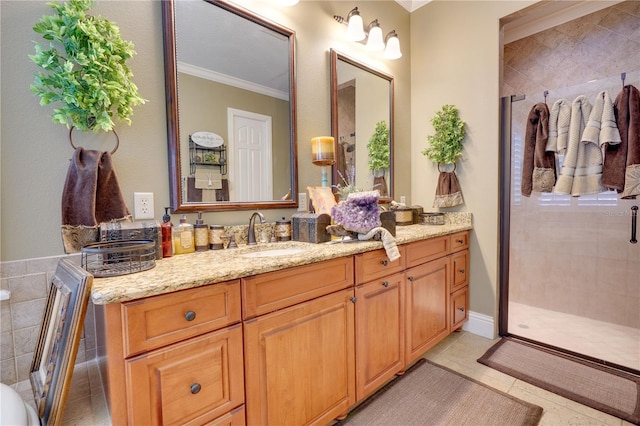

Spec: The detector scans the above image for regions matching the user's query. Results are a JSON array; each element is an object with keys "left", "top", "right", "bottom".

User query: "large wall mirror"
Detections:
[
  {"left": 330, "top": 49, "right": 394, "bottom": 202},
  {"left": 162, "top": 0, "right": 298, "bottom": 212}
]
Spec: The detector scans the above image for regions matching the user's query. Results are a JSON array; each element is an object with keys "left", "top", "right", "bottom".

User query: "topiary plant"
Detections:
[
  {"left": 29, "top": 0, "right": 145, "bottom": 132},
  {"left": 367, "top": 120, "right": 390, "bottom": 173},
  {"left": 422, "top": 104, "right": 466, "bottom": 164}
]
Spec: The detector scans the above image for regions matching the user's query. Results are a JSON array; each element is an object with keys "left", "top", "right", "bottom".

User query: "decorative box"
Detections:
[
  {"left": 393, "top": 208, "right": 414, "bottom": 226},
  {"left": 380, "top": 211, "right": 396, "bottom": 236},
  {"left": 99, "top": 220, "right": 162, "bottom": 259},
  {"left": 292, "top": 213, "right": 331, "bottom": 243},
  {"left": 410, "top": 205, "right": 424, "bottom": 224}
]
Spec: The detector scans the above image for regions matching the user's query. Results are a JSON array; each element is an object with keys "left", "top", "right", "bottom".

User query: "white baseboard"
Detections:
[{"left": 462, "top": 311, "right": 495, "bottom": 339}]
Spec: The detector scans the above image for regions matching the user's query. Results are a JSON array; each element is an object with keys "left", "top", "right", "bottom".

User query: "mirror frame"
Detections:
[
  {"left": 162, "top": 0, "right": 298, "bottom": 212},
  {"left": 330, "top": 49, "right": 394, "bottom": 203}
]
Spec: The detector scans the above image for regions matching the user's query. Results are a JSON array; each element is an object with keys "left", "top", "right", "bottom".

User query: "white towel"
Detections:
[{"left": 358, "top": 227, "right": 400, "bottom": 262}]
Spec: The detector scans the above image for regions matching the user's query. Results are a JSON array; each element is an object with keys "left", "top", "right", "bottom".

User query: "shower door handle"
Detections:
[{"left": 631, "top": 206, "right": 638, "bottom": 244}]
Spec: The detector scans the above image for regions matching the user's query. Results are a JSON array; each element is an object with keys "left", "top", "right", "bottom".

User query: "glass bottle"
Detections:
[
  {"left": 173, "top": 214, "right": 195, "bottom": 255},
  {"left": 161, "top": 207, "right": 173, "bottom": 258}
]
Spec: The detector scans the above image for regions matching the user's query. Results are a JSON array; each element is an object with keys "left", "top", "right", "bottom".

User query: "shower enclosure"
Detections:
[{"left": 499, "top": 71, "right": 640, "bottom": 373}]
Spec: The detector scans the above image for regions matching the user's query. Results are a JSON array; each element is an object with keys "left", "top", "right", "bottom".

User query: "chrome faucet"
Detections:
[{"left": 247, "top": 211, "right": 266, "bottom": 245}]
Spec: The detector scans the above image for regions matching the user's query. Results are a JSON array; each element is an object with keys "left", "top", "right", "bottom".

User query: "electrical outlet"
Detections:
[
  {"left": 134, "top": 192, "right": 155, "bottom": 220},
  {"left": 298, "top": 193, "right": 307, "bottom": 212}
]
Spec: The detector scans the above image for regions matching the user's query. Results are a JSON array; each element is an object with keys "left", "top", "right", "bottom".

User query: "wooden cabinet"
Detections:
[
  {"left": 243, "top": 288, "right": 355, "bottom": 426},
  {"left": 125, "top": 325, "right": 244, "bottom": 425},
  {"left": 404, "top": 256, "right": 450, "bottom": 365},
  {"left": 354, "top": 272, "right": 405, "bottom": 401},
  {"left": 98, "top": 280, "right": 244, "bottom": 425},
  {"left": 97, "top": 230, "right": 470, "bottom": 426}
]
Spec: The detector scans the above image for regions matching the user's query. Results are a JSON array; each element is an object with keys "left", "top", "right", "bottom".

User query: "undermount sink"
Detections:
[{"left": 239, "top": 247, "right": 308, "bottom": 258}]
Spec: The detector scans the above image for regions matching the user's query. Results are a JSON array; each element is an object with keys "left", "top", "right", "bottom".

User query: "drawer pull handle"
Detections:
[
  {"left": 382, "top": 281, "right": 389, "bottom": 287},
  {"left": 456, "top": 239, "right": 464, "bottom": 244},
  {"left": 190, "top": 383, "right": 201, "bottom": 394},
  {"left": 381, "top": 260, "right": 388, "bottom": 266},
  {"left": 185, "top": 311, "right": 196, "bottom": 321},
  {"left": 458, "top": 307, "right": 465, "bottom": 312},
  {"left": 350, "top": 296, "right": 357, "bottom": 303},
  {"left": 458, "top": 269, "right": 465, "bottom": 274},
  {"left": 407, "top": 276, "right": 414, "bottom": 282}
]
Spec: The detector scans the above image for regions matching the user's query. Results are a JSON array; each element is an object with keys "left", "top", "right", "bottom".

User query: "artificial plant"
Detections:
[
  {"left": 29, "top": 0, "right": 145, "bottom": 132},
  {"left": 367, "top": 120, "right": 391, "bottom": 174},
  {"left": 422, "top": 105, "right": 466, "bottom": 164}
]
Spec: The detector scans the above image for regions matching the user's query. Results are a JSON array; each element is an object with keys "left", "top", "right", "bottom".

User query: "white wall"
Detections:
[
  {"left": 0, "top": 1, "right": 411, "bottom": 261},
  {"left": 410, "top": 1, "right": 535, "bottom": 324}
]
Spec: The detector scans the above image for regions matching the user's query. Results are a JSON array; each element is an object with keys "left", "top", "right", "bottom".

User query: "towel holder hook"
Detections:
[
  {"left": 68, "top": 126, "right": 119, "bottom": 155},
  {"left": 543, "top": 90, "right": 549, "bottom": 104},
  {"left": 621, "top": 72, "right": 626, "bottom": 88}
]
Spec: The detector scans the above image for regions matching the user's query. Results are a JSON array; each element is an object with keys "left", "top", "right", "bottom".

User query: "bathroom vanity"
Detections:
[{"left": 93, "top": 217, "right": 471, "bottom": 425}]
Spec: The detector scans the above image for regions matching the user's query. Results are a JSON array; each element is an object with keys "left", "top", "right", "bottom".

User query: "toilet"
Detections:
[{"left": 0, "top": 383, "right": 40, "bottom": 426}]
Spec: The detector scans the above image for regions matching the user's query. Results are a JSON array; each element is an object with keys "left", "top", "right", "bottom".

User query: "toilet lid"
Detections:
[{"left": 0, "top": 383, "right": 40, "bottom": 426}]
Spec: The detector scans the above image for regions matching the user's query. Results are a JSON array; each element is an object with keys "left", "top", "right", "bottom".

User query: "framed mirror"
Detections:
[
  {"left": 330, "top": 49, "right": 394, "bottom": 202},
  {"left": 162, "top": 0, "right": 298, "bottom": 212}
]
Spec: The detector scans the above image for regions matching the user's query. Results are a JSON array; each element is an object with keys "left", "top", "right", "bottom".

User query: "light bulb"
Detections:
[
  {"left": 365, "top": 20, "right": 385, "bottom": 52},
  {"left": 346, "top": 9, "right": 365, "bottom": 42},
  {"left": 384, "top": 31, "right": 402, "bottom": 60}
]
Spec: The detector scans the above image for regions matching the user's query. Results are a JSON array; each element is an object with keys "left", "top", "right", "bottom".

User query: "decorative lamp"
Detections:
[
  {"left": 345, "top": 7, "right": 366, "bottom": 41},
  {"left": 365, "top": 20, "right": 385, "bottom": 51},
  {"left": 311, "top": 136, "right": 335, "bottom": 187},
  {"left": 384, "top": 31, "right": 402, "bottom": 59}
]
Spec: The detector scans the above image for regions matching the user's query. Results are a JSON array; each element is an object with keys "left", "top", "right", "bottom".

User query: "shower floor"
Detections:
[{"left": 508, "top": 302, "right": 640, "bottom": 372}]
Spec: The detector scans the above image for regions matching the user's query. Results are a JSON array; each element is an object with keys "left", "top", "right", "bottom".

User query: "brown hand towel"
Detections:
[
  {"left": 61, "top": 148, "right": 131, "bottom": 253},
  {"left": 521, "top": 102, "right": 556, "bottom": 197},
  {"left": 433, "top": 171, "right": 464, "bottom": 208},
  {"left": 618, "top": 85, "right": 640, "bottom": 199}
]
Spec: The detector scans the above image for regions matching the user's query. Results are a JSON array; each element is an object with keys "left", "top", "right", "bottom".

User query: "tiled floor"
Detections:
[
  {"left": 11, "top": 330, "right": 637, "bottom": 425},
  {"left": 509, "top": 302, "right": 640, "bottom": 371}
]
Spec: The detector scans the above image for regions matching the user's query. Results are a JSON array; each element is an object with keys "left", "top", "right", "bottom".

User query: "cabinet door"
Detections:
[
  {"left": 451, "top": 286, "right": 469, "bottom": 331},
  {"left": 126, "top": 324, "right": 244, "bottom": 426},
  {"left": 405, "top": 257, "right": 450, "bottom": 365},
  {"left": 244, "top": 289, "right": 355, "bottom": 426},
  {"left": 450, "top": 250, "right": 469, "bottom": 293},
  {"left": 355, "top": 272, "right": 405, "bottom": 401}
]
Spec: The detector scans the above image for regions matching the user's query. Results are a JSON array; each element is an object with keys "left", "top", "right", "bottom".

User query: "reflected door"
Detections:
[{"left": 228, "top": 108, "right": 273, "bottom": 202}]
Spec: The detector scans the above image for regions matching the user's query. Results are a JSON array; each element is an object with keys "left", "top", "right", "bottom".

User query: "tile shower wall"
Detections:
[
  {"left": 503, "top": 1, "right": 640, "bottom": 330},
  {"left": 0, "top": 255, "right": 98, "bottom": 386}
]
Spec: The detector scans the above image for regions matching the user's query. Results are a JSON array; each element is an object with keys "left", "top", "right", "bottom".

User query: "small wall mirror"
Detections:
[
  {"left": 162, "top": 0, "right": 297, "bottom": 212},
  {"left": 330, "top": 49, "right": 394, "bottom": 201}
]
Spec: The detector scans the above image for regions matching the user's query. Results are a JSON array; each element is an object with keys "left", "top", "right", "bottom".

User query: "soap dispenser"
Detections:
[
  {"left": 173, "top": 214, "right": 195, "bottom": 255},
  {"left": 161, "top": 207, "right": 173, "bottom": 258},
  {"left": 194, "top": 212, "right": 209, "bottom": 252}
]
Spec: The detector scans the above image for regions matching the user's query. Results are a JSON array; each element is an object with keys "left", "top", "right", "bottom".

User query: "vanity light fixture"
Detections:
[{"left": 334, "top": 7, "right": 401, "bottom": 60}]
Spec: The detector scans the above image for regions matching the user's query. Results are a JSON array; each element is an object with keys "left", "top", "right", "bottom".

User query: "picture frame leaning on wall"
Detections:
[{"left": 29, "top": 258, "right": 93, "bottom": 426}]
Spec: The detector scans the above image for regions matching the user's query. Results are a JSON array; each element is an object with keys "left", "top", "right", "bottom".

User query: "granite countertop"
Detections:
[{"left": 90, "top": 213, "right": 472, "bottom": 305}]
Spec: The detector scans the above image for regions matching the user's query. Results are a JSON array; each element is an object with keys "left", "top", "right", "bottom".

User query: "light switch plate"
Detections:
[{"left": 298, "top": 193, "right": 307, "bottom": 212}]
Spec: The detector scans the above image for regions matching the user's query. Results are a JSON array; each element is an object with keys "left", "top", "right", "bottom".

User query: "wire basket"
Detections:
[{"left": 81, "top": 240, "right": 156, "bottom": 277}]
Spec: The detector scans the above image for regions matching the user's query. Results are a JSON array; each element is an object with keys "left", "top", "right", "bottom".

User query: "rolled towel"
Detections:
[{"left": 357, "top": 226, "right": 400, "bottom": 262}]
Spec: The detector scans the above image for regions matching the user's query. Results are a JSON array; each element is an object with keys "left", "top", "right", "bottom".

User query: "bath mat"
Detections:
[
  {"left": 338, "top": 358, "right": 542, "bottom": 426},
  {"left": 478, "top": 337, "right": 640, "bottom": 424}
]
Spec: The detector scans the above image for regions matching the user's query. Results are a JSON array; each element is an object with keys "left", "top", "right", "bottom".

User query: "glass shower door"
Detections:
[{"left": 500, "top": 72, "right": 640, "bottom": 373}]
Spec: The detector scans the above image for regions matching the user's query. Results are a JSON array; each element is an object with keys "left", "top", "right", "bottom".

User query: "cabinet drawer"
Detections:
[
  {"left": 451, "top": 286, "right": 468, "bottom": 331},
  {"left": 242, "top": 257, "right": 354, "bottom": 319},
  {"left": 126, "top": 324, "right": 245, "bottom": 426},
  {"left": 450, "top": 250, "right": 469, "bottom": 293},
  {"left": 121, "top": 281, "right": 241, "bottom": 357},
  {"left": 405, "top": 236, "right": 449, "bottom": 268},
  {"left": 355, "top": 247, "right": 405, "bottom": 283},
  {"left": 450, "top": 231, "right": 469, "bottom": 253},
  {"left": 208, "top": 405, "right": 245, "bottom": 426}
]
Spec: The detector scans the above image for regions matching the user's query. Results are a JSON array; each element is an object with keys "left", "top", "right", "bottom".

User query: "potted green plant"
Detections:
[
  {"left": 367, "top": 120, "right": 390, "bottom": 196},
  {"left": 29, "top": 0, "right": 145, "bottom": 133},
  {"left": 422, "top": 104, "right": 466, "bottom": 165}
]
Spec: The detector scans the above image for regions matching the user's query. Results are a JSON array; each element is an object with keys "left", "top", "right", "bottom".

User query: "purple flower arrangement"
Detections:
[{"left": 331, "top": 190, "right": 381, "bottom": 234}]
